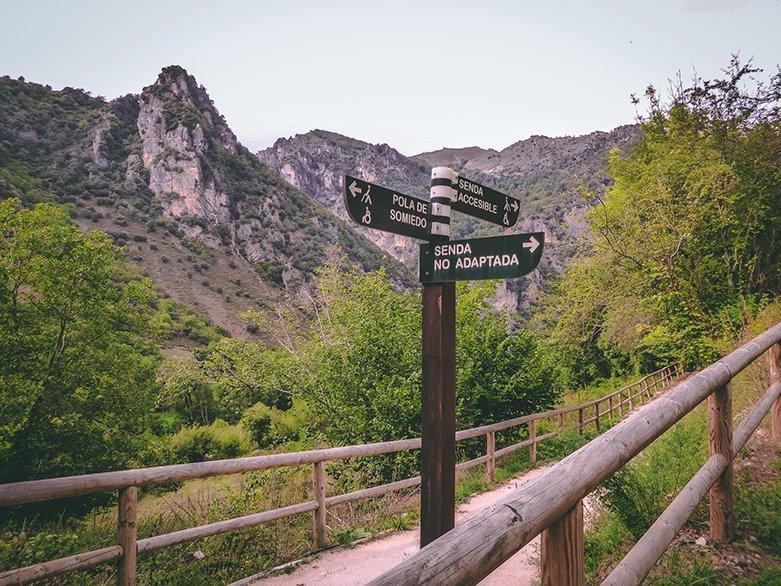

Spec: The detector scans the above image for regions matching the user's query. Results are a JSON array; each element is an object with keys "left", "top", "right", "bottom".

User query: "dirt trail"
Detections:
[{"left": 244, "top": 465, "right": 593, "bottom": 585}]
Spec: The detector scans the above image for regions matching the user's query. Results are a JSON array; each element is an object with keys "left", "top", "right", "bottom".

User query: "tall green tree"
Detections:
[
  {"left": 0, "top": 199, "right": 159, "bottom": 481},
  {"left": 240, "top": 257, "right": 559, "bottom": 482},
  {"left": 540, "top": 59, "right": 780, "bottom": 381}
]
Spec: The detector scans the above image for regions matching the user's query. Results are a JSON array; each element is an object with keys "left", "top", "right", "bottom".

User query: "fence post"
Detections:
[
  {"left": 594, "top": 402, "right": 601, "bottom": 433},
  {"left": 117, "top": 487, "right": 137, "bottom": 586},
  {"left": 608, "top": 395, "right": 613, "bottom": 417},
  {"left": 618, "top": 391, "right": 624, "bottom": 418},
  {"left": 486, "top": 431, "right": 496, "bottom": 484},
  {"left": 529, "top": 420, "right": 537, "bottom": 466},
  {"left": 709, "top": 383, "right": 734, "bottom": 542},
  {"left": 577, "top": 408, "right": 584, "bottom": 435},
  {"left": 642, "top": 377, "right": 650, "bottom": 400},
  {"left": 771, "top": 343, "right": 781, "bottom": 443},
  {"left": 541, "top": 499, "right": 584, "bottom": 586},
  {"left": 628, "top": 384, "right": 634, "bottom": 411},
  {"left": 313, "top": 461, "right": 327, "bottom": 548},
  {"left": 558, "top": 412, "right": 564, "bottom": 429}
]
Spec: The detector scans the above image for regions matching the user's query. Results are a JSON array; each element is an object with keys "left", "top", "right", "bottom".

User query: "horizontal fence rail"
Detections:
[
  {"left": 370, "top": 322, "right": 781, "bottom": 586},
  {"left": 0, "top": 366, "right": 679, "bottom": 585}
]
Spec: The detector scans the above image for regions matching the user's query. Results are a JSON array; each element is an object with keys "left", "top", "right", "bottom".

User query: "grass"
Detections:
[{"left": 583, "top": 341, "right": 781, "bottom": 585}]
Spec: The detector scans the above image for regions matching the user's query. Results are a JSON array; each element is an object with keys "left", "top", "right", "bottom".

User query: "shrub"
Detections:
[
  {"left": 240, "top": 402, "right": 308, "bottom": 448},
  {"left": 170, "top": 421, "right": 253, "bottom": 462}
]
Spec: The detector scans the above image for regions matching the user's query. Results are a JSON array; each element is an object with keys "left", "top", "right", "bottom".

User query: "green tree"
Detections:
[
  {"left": 156, "top": 338, "right": 291, "bottom": 424},
  {"left": 0, "top": 199, "right": 159, "bottom": 481},
  {"left": 540, "top": 59, "right": 780, "bottom": 382},
  {"left": 244, "top": 257, "right": 560, "bottom": 483}
]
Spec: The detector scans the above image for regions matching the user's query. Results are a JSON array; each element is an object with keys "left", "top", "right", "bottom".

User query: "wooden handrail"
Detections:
[
  {"left": 369, "top": 323, "right": 781, "bottom": 585},
  {"left": 0, "top": 364, "right": 679, "bottom": 585},
  {"left": 603, "top": 380, "right": 781, "bottom": 585}
]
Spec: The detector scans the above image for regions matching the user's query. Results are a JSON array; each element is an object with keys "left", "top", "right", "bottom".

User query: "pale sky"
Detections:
[{"left": 1, "top": 0, "right": 779, "bottom": 155}]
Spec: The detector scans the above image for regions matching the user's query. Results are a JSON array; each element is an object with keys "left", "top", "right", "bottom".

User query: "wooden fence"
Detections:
[
  {"left": 0, "top": 366, "right": 680, "bottom": 585},
  {"left": 370, "top": 322, "right": 781, "bottom": 586}
]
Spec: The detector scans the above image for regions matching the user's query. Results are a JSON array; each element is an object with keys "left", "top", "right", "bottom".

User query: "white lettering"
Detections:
[{"left": 390, "top": 209, "right": 427, "bottom": 227}]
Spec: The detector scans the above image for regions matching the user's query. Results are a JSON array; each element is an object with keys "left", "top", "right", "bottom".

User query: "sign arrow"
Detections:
[
  {"left": 343, "top": 175, "right": 430, "bottom": 240},
  {"left": 522, "top": 235, "right": 540, "bottom": 253},
  {"left": 348, "top": 180, "right": 361, "bottom": 198}
]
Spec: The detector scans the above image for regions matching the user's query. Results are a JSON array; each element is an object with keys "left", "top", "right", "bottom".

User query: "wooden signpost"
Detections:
[{"left": 343, "top": 168, "right": 543, "bottom": 548}]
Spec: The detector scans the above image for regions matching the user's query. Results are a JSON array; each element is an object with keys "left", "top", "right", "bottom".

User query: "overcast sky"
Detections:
[{"left": 1, "top": 0, "right": 779, "bottom": 155}]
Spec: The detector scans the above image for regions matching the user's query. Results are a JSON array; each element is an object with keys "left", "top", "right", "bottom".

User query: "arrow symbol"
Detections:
[
  {"left": 523, "top": 235, "right": 540, "bottom": 253},
  {"left": 349, "top": 180, "right": 362, "bottom": 198}
]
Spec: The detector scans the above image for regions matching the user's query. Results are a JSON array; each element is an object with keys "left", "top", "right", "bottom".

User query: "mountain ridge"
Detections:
[{"left": 258, "top": 123, "right": 643, "bottom": 311}]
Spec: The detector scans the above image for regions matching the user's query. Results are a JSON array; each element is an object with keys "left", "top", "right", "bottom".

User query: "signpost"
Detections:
[
  {"left": 452, "top": 175, "right": 520, "bottom": 227},
  {"left": 343, "top": 167, "right": 543, "bottom": 550},
  {"left": 343, "top": 175, "right": 430, "bottom": 240},
  {"left": 420, "top": 233, "right": 544, "bottom": 283}
]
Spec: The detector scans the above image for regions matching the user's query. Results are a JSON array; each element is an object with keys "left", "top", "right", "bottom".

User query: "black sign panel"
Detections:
[
  {"left": 452, "top": 176, "right": 520, "bottom": 228},
  {"left": 419, "top": 232, "right": 544, "bottom": 283},
  {"left": 344, "top": 175, "right": 430, "bottom": 240}
]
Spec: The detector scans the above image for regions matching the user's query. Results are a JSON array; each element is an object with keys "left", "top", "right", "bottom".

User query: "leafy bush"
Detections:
[
  {"left": 240, "top": 402, "right": 309, "bottom": 447},
  {"left": 170, "top": 420, "right": 253, "bottom": 462},
  {"left": 0, "top": 200, "right": 159, "bottom": 483}
]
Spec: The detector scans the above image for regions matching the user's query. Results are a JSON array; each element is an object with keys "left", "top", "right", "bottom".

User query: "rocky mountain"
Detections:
[
  {"left": 0, "top": 68, "right": 410, "bottom": 335},
  {"left": 259, "top": 125, "right": 642, "bottom": 311},
  {"left": 259, "top": 130, "right": 431, "bottom": 262}
]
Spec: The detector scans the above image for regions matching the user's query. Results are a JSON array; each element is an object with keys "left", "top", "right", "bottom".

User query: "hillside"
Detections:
[
  {"left": 0, "top": 68, "right": 410, "bottom": 335},
  {"left": 259, "top": 129, "right": 431, "bottom": 262},
  {"left": 259, "top": 125, "right": 642, "bottom": 311}
]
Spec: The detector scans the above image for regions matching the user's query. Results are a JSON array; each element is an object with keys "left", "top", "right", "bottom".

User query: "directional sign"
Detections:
[
  {"left": 419, "top": 232, "right": 544, "bottom": 283},
  {"left": 344, "top": 175, "right": 430, "bottom": 240},
  {"left": 452, "top": 176, "right": 520, "bottom": 228}
]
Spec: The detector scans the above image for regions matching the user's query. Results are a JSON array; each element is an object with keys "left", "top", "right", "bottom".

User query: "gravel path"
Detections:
[{"left": 246, "top": 465, "right": 584, "bottom": 585}]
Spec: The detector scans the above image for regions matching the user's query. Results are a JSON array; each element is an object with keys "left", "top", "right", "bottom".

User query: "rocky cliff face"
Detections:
[
  {"left": 259, "top": 125, "right": 642, "bottom": 312},
  {"left": 137, "top": 68, "right": 233, "bottom": 235},
  {"left": 259, "top": 130, "right": 431, "bottom": 263}
]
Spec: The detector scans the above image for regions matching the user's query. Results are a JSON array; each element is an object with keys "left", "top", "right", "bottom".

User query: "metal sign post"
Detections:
[{"left": 420, "top": 167, "right": 457, "bottom": 547}]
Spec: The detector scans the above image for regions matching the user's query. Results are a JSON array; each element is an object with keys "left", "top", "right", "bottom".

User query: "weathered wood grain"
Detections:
[
  {"left": 117, "top": 487, "right": 137, "bottom": 586},
  {"left": 486, "top": 431, "right": 495, "bottom": 484},
  {"left": 313, "top": 461, "right": 327, "bottom": 549},
  {"left": 0, "top": 547, "right": 122, "bottom": 585},
  {"left": 136, "top": 501, "right": 318, "bottom": 553},
  {"left": 709, "top": 384, "right": 734, "bottom": 542},
  {"left": 603, "top": 379, "right": 781, "bottom": 585},
  {"left": 541, "top": 500, "right": 583, "bottom": 586},
  {"left": 420, "top": 281, "right": 456, "bottom": 547}
]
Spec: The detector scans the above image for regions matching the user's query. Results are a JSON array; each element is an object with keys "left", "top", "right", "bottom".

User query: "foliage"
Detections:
[
  {"left": 242, "top": 259, "right": 560, "bottom": 484},
  {"left": 539, "top": 58, "right": 780, "bottom": 385},
  {"left": 149, "top": 298, "right": 227, "bottom": 344},
  {"left": 240, "top": 402, "right": 308, "bottom": 447},
  {"left": 170, "top": 420, "right": 253, "bottom": 462},
  {"left": 0, "top": 199, "right": 159, "bottom": 482},
  {"left": 157, "top": 338, "right": 291, "bottom": 425}
]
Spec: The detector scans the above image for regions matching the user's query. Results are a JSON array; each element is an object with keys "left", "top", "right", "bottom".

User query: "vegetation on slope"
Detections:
[{"left": 538, "top": 58, "right": 781, "bottom": 388}]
